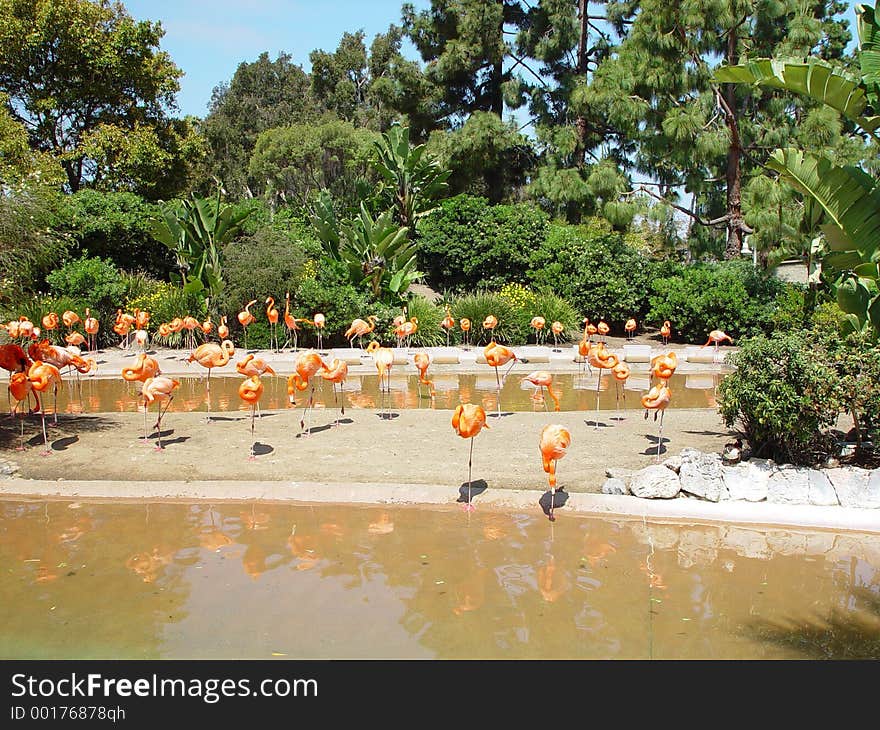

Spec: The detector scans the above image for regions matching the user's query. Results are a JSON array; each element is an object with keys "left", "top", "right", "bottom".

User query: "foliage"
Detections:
[
  {"left": 0, "top": 0, "right": 182, "bottom": 192},
  {"left": 60, "top": 189, "right": 173, "bottom": 278},
  {"left": 10, "top": 293, "right": 88, "bottom": 345},
  {"left": 717, "top": 332, "right": 840, "bottom": 465},
  {"left": 508, "top": 288, "right": 580, "bottom": 344},
  {"left": 294, "top": 260, "right": 375, "bottom": 348},
  {"left": 647, "top": 261, "right": 786, "bottom": 342},
  {"left": 248, "top": 119, "right": 379, "bottom": 211},
  {"left": 125, "top": 281, "right": 206, "bottom": 330},
  {"left": 527, "top": 221, "right": 652, "bottom": 330},
  {"left": 371, "top": 124, "right": 450, "bottom": 228},
  {"left": 45, "top": 255, "right": 124, "bottom": 314},
  {"left": 150, "top": 188, "right": 252, "bottom": 298},
  {"left": 450, "top": 291, "right": 521, "bottom": 345},
  {"left": 397, "top": 294, "right": 445, "bottom": 347},
  {"left": 0, "top": 92, "right": 65, "bottom": 190},
  {"left": 417, "top": 194, "right": 548, "bottom": 292}
]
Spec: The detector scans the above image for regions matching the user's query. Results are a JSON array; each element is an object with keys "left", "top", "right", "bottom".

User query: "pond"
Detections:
[{"left": 1, "top": 497, "right": 876, "bottom": 659}]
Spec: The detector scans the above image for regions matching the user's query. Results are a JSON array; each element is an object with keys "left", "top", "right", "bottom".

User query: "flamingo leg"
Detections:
[
  {"left": 594, "top": 368, "right": 602, "bottom": 430},
  {"left": 16, "top": 407, "right": 25, "bottom": 451},
  {"left": 155, "top": 395, "right": 173, "bottom": 451},
  {"left": 656, "top": 409, "right": 665, "bottom": 463},
  {"left": 248, "top": 405, "right": 256, "bottom": 460},
  {"left": 465, "top": 436, "right": 475, "bottom": 512},
  {"left": 39, "top": 410, "right": 50, "bottom": 456}
]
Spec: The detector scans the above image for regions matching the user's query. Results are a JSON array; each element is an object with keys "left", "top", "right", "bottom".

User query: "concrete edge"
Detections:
[{"left": 2, "top": 478, "right": 879, "bottom": 534}]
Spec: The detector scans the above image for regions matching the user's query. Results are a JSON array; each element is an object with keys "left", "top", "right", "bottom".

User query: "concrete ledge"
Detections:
[{"left": 2, "top": 478, "right": 878, "bottom": 533}]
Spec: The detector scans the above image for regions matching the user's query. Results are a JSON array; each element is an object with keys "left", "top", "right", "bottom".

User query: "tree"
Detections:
[
  {"left": 0, "top": 0, "right": 182, "bottom": 193},
  {"left": 200, "top": 52, "right": 320, "bottom": 199},
  {"left": 586, "top": 0, "right": 851, "bottom": 258},
  {"left": 716, "top": 2, "right": 880, "bottom": 336}
]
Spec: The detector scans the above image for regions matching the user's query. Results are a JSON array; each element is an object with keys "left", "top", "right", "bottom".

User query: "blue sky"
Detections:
[{"left": 125, "top": 0, "right": 862, "bottom": 120}]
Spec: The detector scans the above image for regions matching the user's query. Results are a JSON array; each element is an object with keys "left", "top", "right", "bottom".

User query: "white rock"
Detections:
[
  {"left": 601, "top": 477, "right": 629, "bottom": 496},
  {"left": 825, "top": 467, "right": 879, "bottom": 509},
  {"left": 629, "top": 465, "right": 681, "bottom": 499},
  {"left": 662, "top": 455, "right": 682, "bottom": 473},
  {"left": 807, "top": 470, "right": 839, "bottom": 507},
  {"left": 767, "top": 465, "right": 810, "bottom": 505},
  {"left": 605, "top": 467, "right": 634, "bottom": 482},
  {"left": 679, "top": 451, "right": 724, "bottom": 502},
  {"left": 721, "top": 459, "right": 773, "bottom": 502}
]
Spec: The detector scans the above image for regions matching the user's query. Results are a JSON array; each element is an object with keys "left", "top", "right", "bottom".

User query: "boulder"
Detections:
[
  {"left": 605, "top": 467, "right": 634, "bottom": 483},
  {"left": 807, "top": 470, "right": 839, "bottom": 507},
  {"left": 601, "top": 477, "right": 629, "bottom": 496},
  {"left": 0, "top": 460, "right": 18, "bottom": 478},
  {"left": 826, "top": 467, "right": 880, "bottom": 509},
  {"left": 679, "top": 450, "right": 724, "bottom": 502},
  {"left": 767, "top": 465, "right": 810, "bottom": 505},
  {"left": 721, "top": 459, "right": 774, "bottom": 502},
  {"left": 629, "top": 465, "right": 681, "bottom": 499},
  {"left": 662, "top": 454, "right": 683, "bottom": 473}
]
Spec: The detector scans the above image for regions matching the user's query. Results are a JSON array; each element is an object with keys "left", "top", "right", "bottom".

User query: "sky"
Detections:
[{"left": 125, "top": 0, "right": 864, "bottom": 121}]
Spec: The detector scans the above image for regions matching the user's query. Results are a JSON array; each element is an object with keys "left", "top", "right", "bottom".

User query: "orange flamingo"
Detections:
[
  {"left": 287, "top": 351, "right": 328, "bottom": 434},
  {"left": 321, "top": 358, "right": 348, "bottom": 427},
  {"left": 141, "top": 376, "right": 180, "bottom": 451},
  {"left": 588, "top": 341, "right": 619, "bottom": 429},
  {"left": 217, "top": 316, "right": 229, "bottom": 341},
  {"left": 135, "top": 309, "right": 150, "bottom": 330},
  {"left": 596, "top": 319, "right": 610, "bottom": 341},
  {"left": 530, "top": 316, "right": 546, "bottom": 345},
  {"left": 344, "top": 315, "right": 377, "bottom": 348},
  {"left": 642, "top": 382, "right": 672, "bottom": 462},
  {"left": 394, "top": 317, "right": 419, "bottom": 348},
  {"left": 281, "top": 292, "right": 301, "bottom": 351},
  {"left": 584, "top": 318, "right": 598, "bottom": 342},
  {"left": 28, "top": 361, "right": 62, "bottom": 453},
  {"left": 440, "top": 306, "right": 455, "bottom": 346},
  {"left": 578, "top": 323, "right": 594, "bottom": 374},
  {"left": 484, "top": 340, "right": 518, "bottom": 417},
  {"left": 451, "top": 403, "right": 490, "bottom": 511},
  {"left": 181, "top": 315, "right": 200, "bottom": 351},
  {"left": 366, "top": 340, "right": 395, "bottom": 417},
  {"left": 703, "top": 329, "right": 733, "bottom": 353},
  {"left": 200, "top": 314, "right": 213, "bottom": 339},
  {"left": 312, "top": 313, "right": 326, "bottom": 350},
  {"left": 64, "top": 331, "right": 86, "bottom": 349},
  {"left": 540, "top": 424, "right": 571, "bottom": 521},
  {"left": 266, "top": 296, "right": 280, "bottom": 352},
  {"left": 625, "top": 318, "right": 637, "bottom": 340},
  {"left": 238, "top": 299, "right": 257, "bottom": 350},
  {"left": 660, "top": 320, "right": 671, "bottom": 345},
  {"left": 238, "top": 374, "right": 264, "bottom": 460},
  {"left": 0, "top": 344, "right": 31, "bottom": 375},
  {"left": 236, "top": 353, "right": 276, "bottom": 378},
  {"left": 83, "top": 309, "right": 99, "bottom": 351},
  {"left": 482, "top": 314, "right": 498, "bottom": 342},
  {"left": 9, "top": 371, "right": 34, "bottom": 449},
  {"left": 459, "top": 317, "right": 472, "bottom": 348},
  {"left": 522, "top": 370, "right": 560, "bottom": 411},
  {"left": 550, "top": 320, "right": 564, "bottom": 350},
  {"left": 650, "top": 351, "right": 678, "bottom": 383},
  {"left": 611, "top": 360, "right": 630, "bottom": 419},
  {"left": 413, "top": 352, "right": 435, "bottom": 398},
  {"left": 186, "top": 339, "right": 235, "bottom": 420},
  {"left": 62, "top": 310, "right": 80, "bottom": 331},
  {"left": 41, "top": 312, "right": 59, "bottom": 341},
  {"left": 122, "top": 353, "right": 161, "bottom": 441}
]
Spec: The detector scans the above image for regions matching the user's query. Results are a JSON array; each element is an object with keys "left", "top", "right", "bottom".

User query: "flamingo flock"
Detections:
[{"left": 3, "top": 302, "right": 738, "bottom": 521}]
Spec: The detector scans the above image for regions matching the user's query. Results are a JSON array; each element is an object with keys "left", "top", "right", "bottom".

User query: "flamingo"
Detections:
[
  {"left": 287, "top": 351, "right": 328, "bottom": 435},
  {"left": 484, "top": 341, "right": 518, "bottom": 417},
  {"left": 113, "top": 310, "right": 133, "bottom": 349},
  {"left": 217, "top": 316, "right": 229, "bottom": 341},
  {"left": 596, "top": 319, "right": 610, "bottom": 342},
  {"left": 540, "top": 424, "right": 571, "bottom": 522},
  {"left": 238, "top": 375, "right": 264, "bottom": 460},
  {"left": 550, "top": 321, "right": 564, "bottom": 350},
  {"left": 141, "top": 376, "right": 180, "bottom": 451},
  {"left": 584, "top": 318, "right": 598, "bottom": 343},
  {"left": 611, "top": 360, "right": 630, "bottom": 420},
  {"left": 625, "top": 318, "right": 637, "bottom": 340},
  {"left": 660, "top": 320, "right": 671, "bottom": 346},
  {"left": 8, "top": 371, "right": 34, "bottom": 449},
  {"left": 703, "top": 329, "right": 733, "bottom": 353},
  {"left": 413, "top": 352, "right": 435, "bottom": 399},
  {"left": 181, "top": 316, "right": 200, "bottom": 351},
  {"left": 135, "top": 309, "right": 150, "bottom": 331},
  {"left": 236, "top": 354, "right": 276, "bottom": 419},
  {"left": 122, "top": 353, "right": 161, "bottom": 442},
  {"left": 133, "top": 329, "right": 149, "bottom": 351},
  {"left": 238, "top": 299, "right": 257, "bottom": 350},
  {"left": 650, "top": 351, "right": 678, "bottom": 384},
  {"left": 313, "top": 313, "right": 326, "bottom": 351},
  {"left": 366, "top": 340, "right": 395, "bottom": 417},
  {"left": 459, "top": 318, "right": 472, "bottom": 348},
  {"left": 440, "top": 306, "right": 455, "bottom": 347},
  {"left": 588, "top": 341, "right": 619, "bottom": 429},
  {"left": 281, "top": 292, "right": 301, "bottom": 351},
  {"left": 395, "top": 317, "right": 418, "bottom": 348},
  {"left": 266, "top": 296, "right": 280, "bottom": 352},
  {"left": 344, "top": 315, "right": 377, "bottom": 348},
  {"left": 451, "top": 403, "right": 490, "bottom": 511},
  {"left": 0, "top": 344, "right": 31, "bottom": 375},
  {"left": 578, "top": 323, "right": 594, "bottom": 374},
  {"left": 64, "top": 331, "right": 86, "bottom": 349},
  {"left": 522, "top": 371, "right": 560, "bottom": 411},
  {"left": 482, "top": 314, "right": 498, "bottom": 342},
  {"left": 62, "top": 310, "right": 80, "bottom": 332},
  {"left": 530, "top": 316, "right": 546, "bottom": 345},
  {"left": 83, "top": 309, "right": 99, "bottom": 351},
  {"left": 186, "top": 339, "right": 235, "bottom": 420},
  {"left": 41, "top": 312, "right": 59, "bottom": 342},
  {"left": 321, "top": 358, "right": 348, "bottom": 427},
  {"left": 642, "top": 383, "right": 672, "bottom": 462},
  {"left": 201, "top": 314, "right": 213, "bottom": 340},
  {"left": 28, "top": 361, "right": 62, "bottom": 454}
]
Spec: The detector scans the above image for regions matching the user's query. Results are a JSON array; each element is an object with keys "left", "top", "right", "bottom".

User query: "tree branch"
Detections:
[{"left": 634, "top": 184, "right": 730, "bottom": 227}]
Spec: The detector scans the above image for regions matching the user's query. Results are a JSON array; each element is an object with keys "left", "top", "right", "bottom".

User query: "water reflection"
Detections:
[{"left": 0, "top": 498, "right": 877, "bottom": 659}]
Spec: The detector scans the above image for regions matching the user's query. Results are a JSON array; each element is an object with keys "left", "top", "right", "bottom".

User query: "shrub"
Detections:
[
  {"left": 450, "top": 291, "right": 522, "bottom": 345},
  {"left": 416, "top": 194, "right": 549, "bottom": 292},
  {"left": 717, "top": 332, "right": 840, "bottom": 465},
  {"left": 126, "top": 282, "right": 206, "bottom": 328},
  {"left": 527, "top": 222, "right": 652, "bottom": 330},
  {"left": 499, "top": 283, "right": 579, "bottom": 344},
  {"left": 386, "top": 295, "right": 446, "bottom": 348},
  {"left": 12, "top": 294, "right": 90, "bottom": 346},
  {"left": 45, "top": 255, "right": 125, "bottom": 314},
  {"left": 647, "top": 261, "right": 785, "bottom": 343}
]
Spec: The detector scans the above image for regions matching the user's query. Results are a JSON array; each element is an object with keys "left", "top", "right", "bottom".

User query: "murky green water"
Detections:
[
  {"left": 1, "top": 498, "right": 876, "bottom": 659},
  {"left": 50, "top": 371, "right": 724, "bottom": 415}
]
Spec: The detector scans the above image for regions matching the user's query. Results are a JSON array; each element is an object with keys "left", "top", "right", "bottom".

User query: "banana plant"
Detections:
[
  {"left": 715, "top": 3, "right": 880, "bottom": 337},
  {"left": 150, "top": 186, "right": 252, "bottom": 298}
]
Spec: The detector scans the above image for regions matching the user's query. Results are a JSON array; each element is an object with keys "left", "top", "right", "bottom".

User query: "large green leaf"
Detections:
[{"left": 715, "top": 58, "right": 880, "bottom": 134}]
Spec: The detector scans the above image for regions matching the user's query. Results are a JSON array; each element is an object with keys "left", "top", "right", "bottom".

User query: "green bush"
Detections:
[
  {"left": 385, "top": 295, "right": 446, "bottom": 347},
  {"left": 12, "top": 294, "right": 90, "bottom": 346},
  {"left": 45, "top": 255, "right": 125, "bottom": 314},
  {"left": 499, "top": 283, "right": 579, "bottom": 344},
  {"left": 717, "top": 332, "right": 840, "bottom": 465},
  {"left": 771, "top": 283, "right": 812, "bottom": 332},
  {"left": 527, "top": 222, "right": 652, "bottom": 331},
  {"left": 416, "top": 194, "right": 549, "bottom": 292},
  {"left": 647, "top": 261, "right": 785, "bottom": 343},
  {"left": 450, "top": 291, "right": 522, "bottom": 345},
  {"left": 126, "top": 282, "right": 206, "bottom": 328}
]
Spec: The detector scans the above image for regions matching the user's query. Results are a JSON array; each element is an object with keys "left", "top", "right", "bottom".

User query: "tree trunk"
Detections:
[
  {"left": 62, "top": 159, "right": 81, "bottom": 193},
  {"left": 723, "top": 29, "right": 744, "bottom": 261},
  {"left": 574, "top": 0, "right": 589, "bottom": 171}
]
